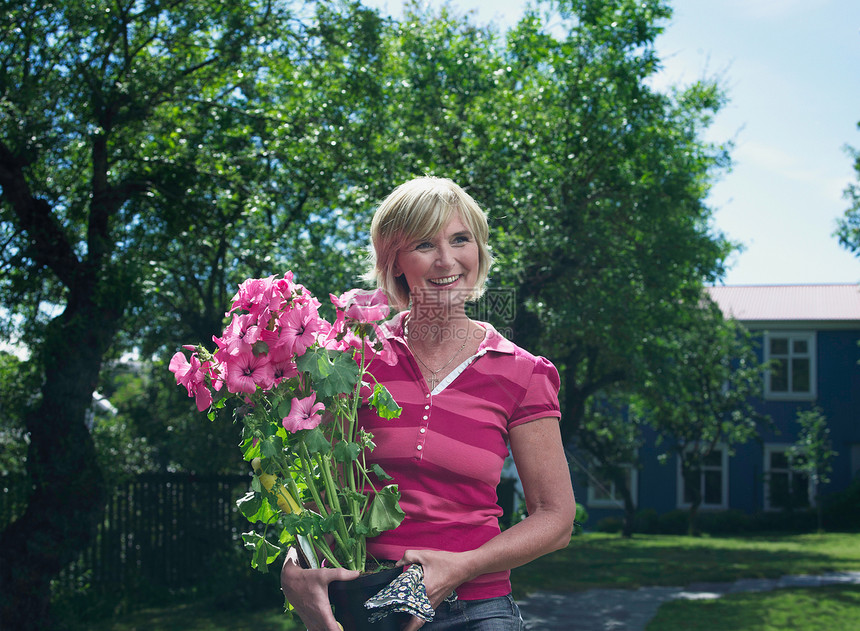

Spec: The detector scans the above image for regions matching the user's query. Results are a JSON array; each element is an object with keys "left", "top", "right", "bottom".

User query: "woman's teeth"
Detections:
[{"left": 429, "top": 275, "right": 459, "bottom": 286}]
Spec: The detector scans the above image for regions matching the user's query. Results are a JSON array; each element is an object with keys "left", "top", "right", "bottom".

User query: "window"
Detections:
[
  {"left": 764, "top": 445, "right": 811, "bottom": 510},
  {"left": 587, "top": 465, "right": 638, "bottom": 508},
  {"left": 765, "top": 332, "right": 816, "bottom": 399},
  {"left": 677, "top": 447, "right": 728, "bottom": 509}
]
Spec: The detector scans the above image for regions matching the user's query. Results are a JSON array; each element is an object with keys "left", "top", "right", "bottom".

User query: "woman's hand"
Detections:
[
  {"left": 395, "top": 549, "right": 472, "bottom": 631},
  {"left": 280, "top": 548, "right": 360, "bottom": 631}
]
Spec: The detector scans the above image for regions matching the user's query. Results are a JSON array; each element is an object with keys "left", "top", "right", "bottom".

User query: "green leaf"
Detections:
[
  {"left": 332, "top": 440, "right": 361, "bottom": 463},
  {"left": 277, "top": 399, "right": 292, "bottom": 419},
  {"left": 237, "top": 491, "right": 279, "bottom": 524},
  {"left": 296, "top": 347, "right": 360, "bottom": 397},
  {"left": 357, "top": 429, "right": 376, "bottom": 450},
  {"left": 320, "top": 511, "right": 343, "bottom": 533},
  {"left": 302, "top": 427, "right": 332, "bottom": 455},
  {"left": 241, "top": 437, "right": 262, "bottom": 462},
  {"left": 260, "top": 438, "right": 278, "bottom": 458},
  {"left": 363, "top": 484, "right": 405, "bottom": 538},
  {"left": 242, "top": 531, "right": 282, "bottom": 572},
  {"left": 370, "top": 463, "right": 393, "bottom": 482},
  {"left": 368, "top": 383, "right": 402, "bottom": 420}
]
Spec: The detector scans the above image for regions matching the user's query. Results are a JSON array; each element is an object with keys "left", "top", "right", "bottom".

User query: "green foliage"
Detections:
[
  {"left": 836, "top": 144, "right": 860, "bottom": 256},
  {"left": 574, "top": 502, "right": 589, "bottom": 535},
  {"left": 469, "top": 0, "right": 734, "bottom": 452},
  {"left": 576, "top": 392, "right": 643, "bottom": 535},
  {"left": 0, "top": 352, "right": 39, "bottom": 476},
  {"left": 0, "top": 0, "right": 753, "bottom": 621},
  {"left": 790, "top": 408, "right": 837, "bottom": 486},
  {"left": 789, "top": 407, "right": 837, "bottom": 532},
  {"left": 97, "top": 359, "right": 239, "bottom": 474},
  {"left": 634, "top": 297, "right": 770, "bottom": 533}
]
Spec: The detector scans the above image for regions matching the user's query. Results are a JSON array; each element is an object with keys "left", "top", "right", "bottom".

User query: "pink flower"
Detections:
[
  {"left": 278, "top": 305, "right": 323, "bottom": 356},
  {"left": 219, "top": 313, "right": 263, "bottom": 355},
  {"left": 342, "top": 326, "right": 398, "bottom": 367},
  {"left": 268, "top": 344, "right": 298, "bottom": 384},
  {"left": 169, "top": 351, "right": 213, "bottom": 411},
  {"left": 331, "top": 288, "right": 390, "bottom": 324},
  {"left": 282, "top": 393, "right": 325, "bottom": 433},
  {"left": 222, "top": 350, "right": 275, "bottom": 394},
  {"left": 228, "top": 275, "right": 277, "bottom": 318}
]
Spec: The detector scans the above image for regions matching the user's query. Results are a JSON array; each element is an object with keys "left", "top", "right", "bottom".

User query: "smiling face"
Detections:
[
  {"left": 367, "top": 177, "right": 493, "bottom": 311},
  {"left": 393, "top": 211, "right": 480, "bottom": 314}
]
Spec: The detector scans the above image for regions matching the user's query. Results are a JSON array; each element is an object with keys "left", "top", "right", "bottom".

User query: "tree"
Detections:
[
  {"left": 836, "top": 141, "right": 860, "bottom": 256},
  {"left": 464, "top": 0, "right": 735, "bottom": 445},
  {"left": 577, "top": 391, "right": 643, "bottom": 537},
  {"left": 0, "top": 1, "right": 387, "bottom": 625},
  {"left": 361, "top": 0, "right": 739, "bottom": 536},
  {"left": 635, "top": 297, "right": 768, "bottom": 535},
  {"left": 789, "top": 407, "right": 837, "bottom": 532}
]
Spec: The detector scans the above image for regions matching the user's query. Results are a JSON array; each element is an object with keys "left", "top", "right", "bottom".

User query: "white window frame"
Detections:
[
  {"left": 676, "top": 445, "right": 729, "bottom": 510},
  {"left": 587, "top": 464, "right": 638, "bottom": 509},
  {"left": 763, "top": 444, "right": 813, "bottom": 511},
  {"left": 764, "top": 331, "right": 816, "bottom": 400}
]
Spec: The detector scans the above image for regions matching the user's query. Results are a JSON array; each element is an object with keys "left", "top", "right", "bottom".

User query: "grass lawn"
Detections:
[
  {"left": 646, "top": 584, "right": 860, "bottom": 631},
  {"left": 74, "top": 532, "right": 860, "bottom": 631},
  {"left": 75, "top": 601, "right": 303, "bottom": 631},
  {"left": 510, "top": 531, "right": 860, "bottom": 596}
]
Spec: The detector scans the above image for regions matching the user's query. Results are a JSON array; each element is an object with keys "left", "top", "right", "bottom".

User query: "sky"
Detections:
[{"left": 363, "top": 0, "right": 860, "bottom": 286}]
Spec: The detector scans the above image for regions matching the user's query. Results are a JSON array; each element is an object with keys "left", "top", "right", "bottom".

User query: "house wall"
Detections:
[
  {"left": 751, "top": 327, "right": 860, "bottom": 496},
  {"left": 579, "top": 325, "right": 860, "bottom": 528}
]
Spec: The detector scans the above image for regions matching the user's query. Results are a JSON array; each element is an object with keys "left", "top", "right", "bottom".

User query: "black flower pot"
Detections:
[{"left": 328, "top": 566, "right": 410, "bottom": 631}]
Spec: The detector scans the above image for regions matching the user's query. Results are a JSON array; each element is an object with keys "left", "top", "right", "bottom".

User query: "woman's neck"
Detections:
[{"left": 405, "top": 303, "right": 471, "bottom": 346}]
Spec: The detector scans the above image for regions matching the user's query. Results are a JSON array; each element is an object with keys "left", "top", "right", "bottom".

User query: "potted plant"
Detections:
[{"left": 169, "top": 273, "right": 406, "bottom": 626}]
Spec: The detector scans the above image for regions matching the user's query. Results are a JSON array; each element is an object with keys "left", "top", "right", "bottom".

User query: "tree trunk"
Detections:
[
  {"left": 0, "top": 283, "right": 122, "bottom": 629},
  {"left": 682, "top": 465, "right": 702, "bottom": 537},
  {"left": 619, "top": 483, "right": 636, "bottom": 538}
]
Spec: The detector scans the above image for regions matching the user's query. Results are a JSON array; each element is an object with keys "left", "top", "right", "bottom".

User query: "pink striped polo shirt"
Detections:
[{"left": 359, "top": 312, "right": 561, "bottom": 600}]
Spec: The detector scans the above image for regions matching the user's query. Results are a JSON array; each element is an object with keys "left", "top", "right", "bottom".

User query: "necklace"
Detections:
[{"left": 404, "top": 315, "right": 469, "bottom": 391}]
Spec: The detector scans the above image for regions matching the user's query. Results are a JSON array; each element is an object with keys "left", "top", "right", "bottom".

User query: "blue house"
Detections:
[{"left": 582, "top": 284, "right": 860, "bottom": 525}]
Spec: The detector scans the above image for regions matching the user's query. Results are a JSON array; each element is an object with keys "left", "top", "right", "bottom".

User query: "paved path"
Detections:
[{"left": 517, "top": 571, "right": 860, "bottom": 630}]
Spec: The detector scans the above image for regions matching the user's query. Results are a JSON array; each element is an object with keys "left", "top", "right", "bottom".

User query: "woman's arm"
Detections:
[
  {"left": 280, "top": 547, "right": 360, "bottom": 631},
  {"left": 397, "top": 416, "right": 576, "bottom": 630}
]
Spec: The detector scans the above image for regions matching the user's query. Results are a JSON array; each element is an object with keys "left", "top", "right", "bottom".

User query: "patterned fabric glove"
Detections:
[{"left": 364, "top": 564, "right": 455, "bottom": 623}]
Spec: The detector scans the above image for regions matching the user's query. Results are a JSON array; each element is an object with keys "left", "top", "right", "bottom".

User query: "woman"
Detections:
[{"left": 281, "top": 176, "right": 576, "bottom": 630}]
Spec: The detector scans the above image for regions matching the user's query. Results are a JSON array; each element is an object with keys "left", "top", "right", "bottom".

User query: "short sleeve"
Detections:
[{"left": 508, "top": 355, "right": 561, "bottom": 430}]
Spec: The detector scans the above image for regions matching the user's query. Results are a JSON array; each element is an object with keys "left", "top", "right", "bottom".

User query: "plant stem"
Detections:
[{"left": 318, "top": 452, "right": 356, "bottom": 569}]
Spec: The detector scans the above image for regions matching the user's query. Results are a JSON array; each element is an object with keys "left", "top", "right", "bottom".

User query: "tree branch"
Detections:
[{"left": 0, "top": 141, "right": 79, "bottom": 288}]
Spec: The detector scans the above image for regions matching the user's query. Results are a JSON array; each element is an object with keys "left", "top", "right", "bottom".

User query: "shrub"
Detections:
[
  {"left": 822, "top": 479, "right": 860, "bottom": 531},
  {"left": 655, "top": 510, "right": 690, "bottom": 535},
  {"left": 633, "top": 509, "right": 660, "bottom": 534},
  {"left": 596, "top": 517, "right": 623, "bottom": 533},
  {"left": 698, "top": 509, "right": 750, "bottom": 535},
  {"left": 574, "top": 503, "right": 589, "bottom": 535}
]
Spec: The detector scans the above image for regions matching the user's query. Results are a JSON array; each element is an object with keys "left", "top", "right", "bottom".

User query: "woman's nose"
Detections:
[{"left": 435, "top": 244, "right": 454, "bottom": 267}]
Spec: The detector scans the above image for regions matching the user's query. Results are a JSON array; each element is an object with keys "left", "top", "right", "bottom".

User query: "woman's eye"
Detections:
[
  {"left": 452, "top": 235, "right": 470, "bottom": 244},
  {"left": 415, "top": 241, "right": 434, "bottom": 250}
]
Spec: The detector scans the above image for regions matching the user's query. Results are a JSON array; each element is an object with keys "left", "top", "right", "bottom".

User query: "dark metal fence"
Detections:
[{"left": 2, "top": 473, "right": 250, "bottom": 592}]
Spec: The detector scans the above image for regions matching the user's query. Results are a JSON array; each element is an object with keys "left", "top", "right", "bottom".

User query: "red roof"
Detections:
[{"left": 706, "top": 284, "right": 860, "bottom": 322}]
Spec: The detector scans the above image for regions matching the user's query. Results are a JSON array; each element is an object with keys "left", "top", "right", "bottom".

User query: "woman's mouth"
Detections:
[{"left": 428, "top": 274, "right": 461, "bottom": 286}]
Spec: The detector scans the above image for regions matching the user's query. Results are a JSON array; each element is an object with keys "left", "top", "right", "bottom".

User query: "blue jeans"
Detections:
[{"left": 423, "top": 594, "right": 525, "bottom": 630}]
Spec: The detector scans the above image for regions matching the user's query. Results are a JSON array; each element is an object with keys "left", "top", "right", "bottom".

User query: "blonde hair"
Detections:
[{"left": 365, "top": 176, "right": 493, "bottom": 311}]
